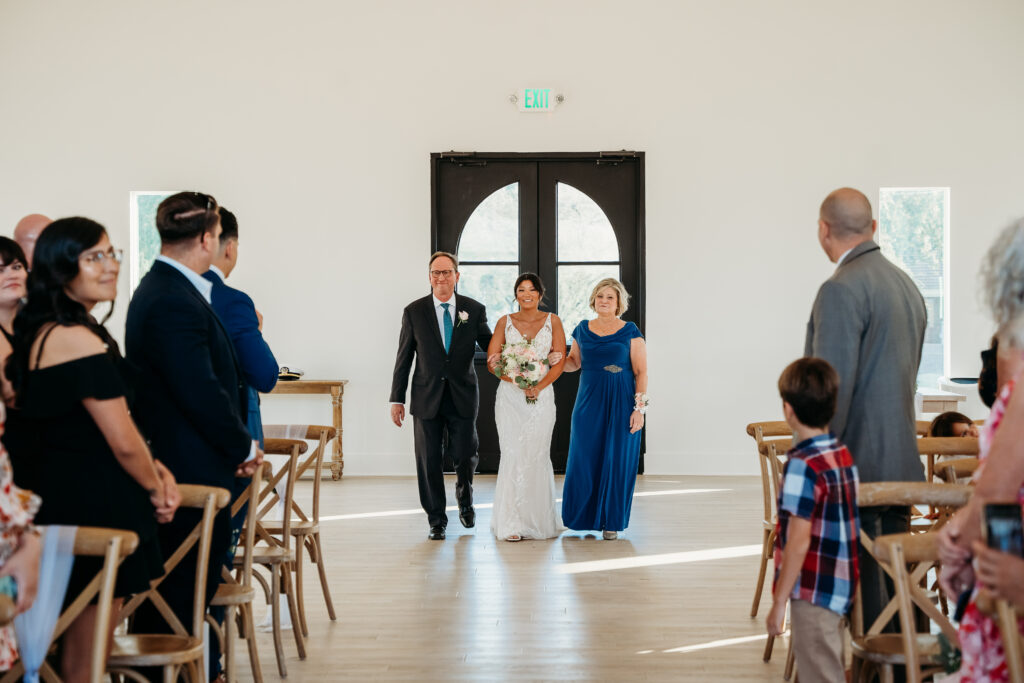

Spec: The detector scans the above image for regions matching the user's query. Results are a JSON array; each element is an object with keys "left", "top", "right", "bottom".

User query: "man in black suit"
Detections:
[
  {"left": 126, "top": 191, "right": 263, "bottom": 642},
  {"left": 390, "top": 251, "right": 492, "bottom": 540}
]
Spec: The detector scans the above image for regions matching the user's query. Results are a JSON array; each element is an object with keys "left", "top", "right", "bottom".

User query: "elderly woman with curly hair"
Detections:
[{"left": 938, "top": 217, "right": 1024, "bottom": 682}]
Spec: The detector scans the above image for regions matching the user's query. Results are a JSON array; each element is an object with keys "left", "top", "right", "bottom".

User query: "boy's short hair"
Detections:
[{"left": 778, "top": 358, "right": 839, "bottom": 429}]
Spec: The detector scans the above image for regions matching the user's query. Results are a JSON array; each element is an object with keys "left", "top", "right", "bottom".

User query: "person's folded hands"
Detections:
[{"left": 236, "top": 448, "right": 264, "bottom": 477}]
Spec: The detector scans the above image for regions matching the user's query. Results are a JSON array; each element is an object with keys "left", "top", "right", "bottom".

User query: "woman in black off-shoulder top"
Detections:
[{"left": 4, "top": 217, "right": 181, "bottom": 682}]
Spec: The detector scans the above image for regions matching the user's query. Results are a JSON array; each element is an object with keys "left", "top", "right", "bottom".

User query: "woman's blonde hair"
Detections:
[{"left": 589, "top": 277, "right": 630, "bottom": 316}]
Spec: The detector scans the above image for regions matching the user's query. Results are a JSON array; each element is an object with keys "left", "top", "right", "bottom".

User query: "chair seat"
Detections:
[
  {"left": 261, "top": 520, "right": 318, "bottom": 535},
  {"left": 235, "top": 544, "right": 295, "bottom": 565},
  {"left": 211, "top": 582, "right": 256, "bottom": 606},
  {"left": 108, "top": 634, "right": 204, "bottom": 666},
  {"left": 851, "top": 633, "right": 942, "bottom": 665}
]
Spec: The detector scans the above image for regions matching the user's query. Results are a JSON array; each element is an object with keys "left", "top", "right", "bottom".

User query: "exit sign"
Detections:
[{"left": 516, "top": 88, "right": 559, "bottom": 113}]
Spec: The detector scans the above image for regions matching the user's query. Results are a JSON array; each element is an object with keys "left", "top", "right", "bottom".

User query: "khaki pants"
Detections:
[{"left": 791, "top": 599, "right": 845, "bottom": 682}]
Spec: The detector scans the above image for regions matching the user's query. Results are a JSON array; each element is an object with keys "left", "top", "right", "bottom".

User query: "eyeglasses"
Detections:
[
  {"left": 430, "top": 269, "right": 455, "bottom": 279},
  {"left": 80, "top": 248, "right": 124, "bottom": 266}
]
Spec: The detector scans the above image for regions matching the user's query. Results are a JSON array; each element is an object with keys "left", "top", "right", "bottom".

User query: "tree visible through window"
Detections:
[{"left": 878, "top": 187, "right": 949, "bottom": 390}]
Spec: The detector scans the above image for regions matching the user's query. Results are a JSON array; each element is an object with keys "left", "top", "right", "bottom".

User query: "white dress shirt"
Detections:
[
  {"left": 836, "top": 247, "right": 855, "bottom": 268},
  {"left": 207, "top": 264, "right": 226, "bottom": 282}
]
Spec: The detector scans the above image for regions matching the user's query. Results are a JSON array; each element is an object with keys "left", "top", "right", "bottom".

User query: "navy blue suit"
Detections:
[
  {"left": 126, "top": 259, "right": 252, "bottom": 645},
  {"left": 203, "top": 269, "right": 278, "bottom": 445}
]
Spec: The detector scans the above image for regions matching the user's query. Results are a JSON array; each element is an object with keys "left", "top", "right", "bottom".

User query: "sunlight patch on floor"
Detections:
[
  {"left": 555, "top": 544, "right": 762, "bottom": 574},
  {"left": 657, "top": 633, "right": 769, "bottom": 654}
]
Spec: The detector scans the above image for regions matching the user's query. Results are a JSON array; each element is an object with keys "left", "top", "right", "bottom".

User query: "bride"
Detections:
[{"left": 486, "top": 273, "right": 566, "bottom": 541}]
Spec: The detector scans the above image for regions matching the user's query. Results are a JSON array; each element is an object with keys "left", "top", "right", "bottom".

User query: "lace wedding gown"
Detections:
[{"left": 491, "top": 314, "right": 564, "bottom": 540}]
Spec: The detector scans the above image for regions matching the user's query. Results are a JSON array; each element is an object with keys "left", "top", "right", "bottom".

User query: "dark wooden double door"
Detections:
[{"left": 431, "top": 152, "right": 644, "bottom": 473}]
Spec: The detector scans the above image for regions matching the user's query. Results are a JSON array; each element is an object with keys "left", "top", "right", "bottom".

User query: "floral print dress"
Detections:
[
  {"left": 0, "top": 405, "right": 41, "bottom": 670},
  {"left": 958, "top": 377, "right": 1024, "bottom": 682}
]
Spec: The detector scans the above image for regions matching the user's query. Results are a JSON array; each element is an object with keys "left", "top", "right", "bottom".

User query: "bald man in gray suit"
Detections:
[{"left": 805, "top": 187, "right": 927, "bottom": 631}]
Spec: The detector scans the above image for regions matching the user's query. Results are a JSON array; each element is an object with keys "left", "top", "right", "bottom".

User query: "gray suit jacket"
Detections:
[{"left": 804, "top": 240, "right": 927, "bottom": 484}]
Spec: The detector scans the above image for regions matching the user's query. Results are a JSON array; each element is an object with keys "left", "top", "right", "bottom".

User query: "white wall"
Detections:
[{"left": 2, "top": 0, "right": 1022, "bottom": 475}]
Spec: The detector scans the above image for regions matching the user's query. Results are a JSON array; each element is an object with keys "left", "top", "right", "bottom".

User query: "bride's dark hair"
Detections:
[
  {"left": 514, "top": 272, "right": 545, "bottom": 300},
  {"left": 6, "top": 217, "right": 117, "bottom": 401}
]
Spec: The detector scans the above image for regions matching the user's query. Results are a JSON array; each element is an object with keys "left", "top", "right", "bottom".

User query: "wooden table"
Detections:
[
  {"left": 917, "top": 389, "right": 967, "bottom": 414},
  {"left": 264, "top": 380, "right": 348, "bottom": 479}
]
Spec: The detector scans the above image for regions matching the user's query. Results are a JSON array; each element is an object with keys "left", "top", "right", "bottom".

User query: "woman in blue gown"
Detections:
[{"left": 561, "top": 278, "right": 648, "bottom": 539}]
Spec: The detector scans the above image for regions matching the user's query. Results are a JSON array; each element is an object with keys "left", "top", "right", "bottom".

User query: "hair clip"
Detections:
[{"left": 172, "top": 208, "right": 207, "bottom": 220}]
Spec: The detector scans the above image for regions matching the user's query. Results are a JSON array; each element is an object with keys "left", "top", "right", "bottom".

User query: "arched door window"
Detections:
[
  {"left": 457, "top": 182, "right": 520, "bottom": 323},
  {"left": 555, "top": 182, "right": 620, "bottom": 341}
]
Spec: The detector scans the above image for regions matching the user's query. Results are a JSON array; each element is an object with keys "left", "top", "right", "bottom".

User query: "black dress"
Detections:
[{"left": 7, "top": 334, "right": 163, "bottom": 599}]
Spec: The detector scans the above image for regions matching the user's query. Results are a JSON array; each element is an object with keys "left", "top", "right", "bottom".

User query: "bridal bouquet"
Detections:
[{"left": 492, "top": 339, "right": 549, "bottom": 404}]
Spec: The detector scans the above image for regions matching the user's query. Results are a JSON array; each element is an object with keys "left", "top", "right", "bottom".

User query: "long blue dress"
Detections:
[{"left": 561, "top": 320, "right": 644, "bottom": 532}]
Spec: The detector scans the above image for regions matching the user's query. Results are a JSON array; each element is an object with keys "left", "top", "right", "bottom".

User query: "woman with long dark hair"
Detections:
[
  {"left": 0, "top": 238, "right": 28, "bottom": 402},
  {"left": 5, "top": 217, "right": 179, "bottom": 682}
]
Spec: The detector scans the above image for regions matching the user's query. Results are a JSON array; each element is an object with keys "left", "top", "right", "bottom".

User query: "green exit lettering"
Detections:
[{"left": 524, "top": 89, "right": 550, "bottom": 109}]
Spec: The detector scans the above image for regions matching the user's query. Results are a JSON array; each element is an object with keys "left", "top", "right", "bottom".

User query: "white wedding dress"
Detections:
[{"left": 490, "top": 314, "right": 564, "bottom": 540}]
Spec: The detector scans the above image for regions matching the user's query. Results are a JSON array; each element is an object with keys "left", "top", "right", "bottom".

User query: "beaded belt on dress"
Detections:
[{"left": 582, "top": 364, "right": 624, "bottom": 373}]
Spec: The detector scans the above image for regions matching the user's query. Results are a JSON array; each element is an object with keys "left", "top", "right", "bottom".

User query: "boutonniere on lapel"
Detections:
[{"left": 455, "top": 310, "right": 469, "bottom": 328}]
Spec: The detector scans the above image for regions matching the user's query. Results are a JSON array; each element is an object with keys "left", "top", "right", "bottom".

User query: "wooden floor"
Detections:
[{"left": 236, "top": 474, "right": 789, "bottom": 682}]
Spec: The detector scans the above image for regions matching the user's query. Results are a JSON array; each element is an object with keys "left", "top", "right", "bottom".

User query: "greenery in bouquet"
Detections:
[{"left": 492, "top": 339, "right": 549, "bottom": 404}]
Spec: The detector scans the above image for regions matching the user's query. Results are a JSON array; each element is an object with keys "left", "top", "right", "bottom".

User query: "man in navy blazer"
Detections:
[
  {"left": 203, "top": 207, "right": 278, "bottom": 445},
  {"left": 126, "top": 191, "right": 263, "bottom": 648}
]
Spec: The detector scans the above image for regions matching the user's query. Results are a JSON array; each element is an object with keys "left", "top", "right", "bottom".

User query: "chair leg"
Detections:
[
  {"left": 880, "top": 663, "right": 895, "bottom": 683},
  {"left": 783, "top": 639, "right": 795, "bottom": 681},
  {"left": 312, "top": 531, "right": 336, "bottom": 621},
  {"left": 295, "top": 537, "right": 309, "bottom": 637},
  {"left": 271, "top": 565, "right": 287, "bottom": 677},
  {"left": 242, "top": 602, "right": 264, "bottom": 683},
  {"left": 283, "top": 563, "right": 307, "bottom": 659},
  {"left": 224, "top": 604, "right": 236, "bottom": 683},
  {"left": 763, "top": 633, "right": 775, "bottom": 662},
  {"left": 751, "top": 528, "right": 772, "bottom": 617}
]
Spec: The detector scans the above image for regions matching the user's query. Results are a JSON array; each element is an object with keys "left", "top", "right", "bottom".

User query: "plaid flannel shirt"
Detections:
[{"left": 774, "top": 433, "right": 860, "bottom": 616}]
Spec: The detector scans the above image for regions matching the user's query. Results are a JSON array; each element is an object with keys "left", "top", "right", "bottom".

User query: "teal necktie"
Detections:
[{"left": 441, "top": 303, "right": 453, "bottom": 352}]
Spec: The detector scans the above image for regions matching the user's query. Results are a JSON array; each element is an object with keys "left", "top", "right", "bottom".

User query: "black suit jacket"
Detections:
[
  {"left": 126, "top": 260, "right": 252, "bottom": 492},
  {"left": 390, "top": 294, "right": 491, "bottom": 419}
]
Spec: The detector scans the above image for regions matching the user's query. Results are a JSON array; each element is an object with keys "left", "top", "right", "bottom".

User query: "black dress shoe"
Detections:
[
  {"left": 459, "top": 505, "right": 475, "bottom": 528},
  {"left": 429, "top": 525, "right": 446, "bottom": 540}
]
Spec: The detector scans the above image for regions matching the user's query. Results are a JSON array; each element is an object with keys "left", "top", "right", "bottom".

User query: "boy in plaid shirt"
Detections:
[{"left": 766, "top": 357, "right": 860, "bottom": 681}]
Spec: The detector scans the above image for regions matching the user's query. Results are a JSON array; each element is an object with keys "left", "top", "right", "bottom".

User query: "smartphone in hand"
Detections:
[{"left": 983, "top": 503, "right": 1024, "bottom": 557}]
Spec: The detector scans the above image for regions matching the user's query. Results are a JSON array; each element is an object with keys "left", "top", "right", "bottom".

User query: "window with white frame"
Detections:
[{"left": 878, "top": 187, "right": 950, "bottom": 391}]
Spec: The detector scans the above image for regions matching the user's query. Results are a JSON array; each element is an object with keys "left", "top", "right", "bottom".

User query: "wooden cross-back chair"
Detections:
[
  {"left": 745, "top": 422, "right": 795, "bottom": 680},
  {"left": 261, "top": 425, "right": 338, "bottom": 635},
  {"left": 107, "top": 485, "right": 230, "bottom": 683},
  {"left": 0, "top": 527, "right": 138, "bottom": 683},
  {"left": 236, "top": 438, "right": 306, "bottom": 677},
  {"left": 207, "top": 463, "right": 265, "bottom": 683},
  {"left": 745, "top": 421, "right": 791, "bottom": 618},
  {"left": 934, "top": 457, "right": 979, "bottom": 484},
  {"left": 995, "top": 597, "right": 1024, "bottom": 683},
  {"left": 860, "top": 532, "right": 959, "bottom": 683},
  {"left": 916, "top": 436, "right": 979, "bottom": 483},
  {"left": 851, "top": 484, "right": 972, "bottom": 681}
]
